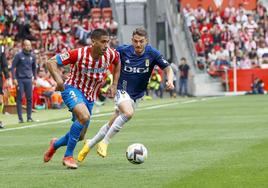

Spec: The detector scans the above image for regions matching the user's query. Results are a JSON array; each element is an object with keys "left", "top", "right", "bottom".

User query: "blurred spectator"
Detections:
[
  {"left": 251, "top": 77, "right": 264, "bottom": 94},
  {"left": 0, "top": 42, "right": 11, "bottom": 128},
  {"left": 11, "top": 39, "right": 36, "bottom": 123},
  {"left": 90, "top": 0, "right": 111, "bottom": 9},
  {"left": 194, "top": 4, "right": 206, "bottom": 23},
  {"left": 169, "top": 61, "right": 178, "bottom": 98},
  {"left": 195, "top": 38, "right": 205, "bottom": 57},
  {"left": 148, "top": 68, "right": 163, "bottom": 98},
  {"left": 35, "top": 68, "right": 63, "bottom": 109},
  {"left": 178, "top": 57, "right": 190, "bottom": 96},
  {"left": 186, "top": 1, "right": 268, "bottom": 78}
]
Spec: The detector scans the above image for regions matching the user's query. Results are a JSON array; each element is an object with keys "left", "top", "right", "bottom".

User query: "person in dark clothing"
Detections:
[
  {"left": 11, "top": 40, "right": 37, "bottom": 123},
  {"left": 0, "top": 44, "right": 11, "bottom": 128},
  {"left": 178, "top": 57, "right": 190, "bottom": 96},
  {"left": 252, "top": 77, "right": 265, "bottom": 94}
]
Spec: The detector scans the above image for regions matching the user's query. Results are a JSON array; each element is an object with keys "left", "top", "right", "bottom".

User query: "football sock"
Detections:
[
  {"left": 89, "top": 123, "right": 110, "bottom": 148},
  {"left": 54, "top": 132, "right": 70, "bottom": 150},
  {"left": 64, "top": 120, "right": 84, "bottom": 157},
  {"left": 103, "top": 114, "right": 129, "bottom": 144}
]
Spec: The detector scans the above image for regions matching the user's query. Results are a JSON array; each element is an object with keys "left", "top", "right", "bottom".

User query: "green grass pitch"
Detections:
[{"left": 0, "top": 95, "right": 268, "bottom": 188}]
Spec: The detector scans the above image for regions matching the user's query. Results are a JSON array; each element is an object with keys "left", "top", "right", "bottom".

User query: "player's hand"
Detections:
[
  {"left": 106, "top": 84, "right": 117, "bottom": 98},
  {"left": 165, "top": 80, "right": 174, "bottom": 90},
  {"left": 13, "top": 79, "right": 18, "bottom": 86},
  {"left": 56, "top": 82, "right": 65, "bottom": 91}
]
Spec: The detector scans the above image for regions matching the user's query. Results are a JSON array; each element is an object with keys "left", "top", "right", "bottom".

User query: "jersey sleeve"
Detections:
[
  {"left": 56, "top": 49, "right": 78, "bottom": 66},
  {"left": 154, "top": 51, "right": 169, "bottom": 70},
  {"left": 111, "top": 49, "right": 120, "bottom": 65}
]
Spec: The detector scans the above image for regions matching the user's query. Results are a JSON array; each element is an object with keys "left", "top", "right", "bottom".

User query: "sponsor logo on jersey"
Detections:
[
  {"left": 162, "top": 57, "right": 169, "bottom": 64},
  {"left": 82, "top": 67, "right": 106, "bottom": 74},
  {"left": 125, "top": 59, "right": 130, "bottom": 64},
  {"left": 145, "top": 59, "right": 150, "bottom": 67},
  {"left": 124, "top": 66, "right": 149, "bottom": 73},
  {"left": 60, "top": 52, "right": 70, "bottom": 61}
]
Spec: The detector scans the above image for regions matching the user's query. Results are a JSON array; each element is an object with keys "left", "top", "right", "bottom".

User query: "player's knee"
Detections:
[
  {"left": 123, "top": 110, "right": 134, "bottom": 120},
  {"left": 78, "top": 113, "right": 90, "bottom": 125}
]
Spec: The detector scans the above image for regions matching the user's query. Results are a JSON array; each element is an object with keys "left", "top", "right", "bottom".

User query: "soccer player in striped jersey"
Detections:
[
  {"left": 43, "top": 29, "right": 121, "bottom": 169},
  {"left": 78, "top": 27, "right": 174, "bottom": 161}
]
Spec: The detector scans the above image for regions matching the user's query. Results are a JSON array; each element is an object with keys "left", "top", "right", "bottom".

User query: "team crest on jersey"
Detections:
[
  {"left": 60, "top": 52, "right": 70, "bottom": 61},
  {"left": 145, "top": 59, "right": 150, "bottom": 67}
]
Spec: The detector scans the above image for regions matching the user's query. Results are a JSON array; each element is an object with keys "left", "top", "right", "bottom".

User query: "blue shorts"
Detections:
[{"left": 61, "top": 85, "right": 94, "bottom": 123}]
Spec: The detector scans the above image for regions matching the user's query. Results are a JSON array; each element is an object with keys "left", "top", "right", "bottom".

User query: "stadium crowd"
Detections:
[
  {"left": 183, "top": 1, "right": 268, "bottom": 77},
  {"left": 0, "top": 0, "right": 118, "bottom": 110}
]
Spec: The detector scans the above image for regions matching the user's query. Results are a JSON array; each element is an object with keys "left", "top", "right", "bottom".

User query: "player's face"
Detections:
[
  {"left": 92, "top": 35, "right": 110, "bottom": 55},
  {"left": 132, "top": 35, "right": 148, "bottom": 55}
]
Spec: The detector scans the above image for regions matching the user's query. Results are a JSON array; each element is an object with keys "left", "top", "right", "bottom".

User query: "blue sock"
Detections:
[
  {"left": 64, "top": 121, "right": 84, "bottom": 157},
  {"left": 53, "top": 132, "right": 70, "bottom": 150}
]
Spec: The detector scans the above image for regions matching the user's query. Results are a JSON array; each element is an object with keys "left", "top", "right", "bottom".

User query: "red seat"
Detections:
[
  {"left": 91, "top": 8, "right": 101, "bottom": 19},
  {"left": 102, "top": 7, "right": 113, "bottom": 19}
]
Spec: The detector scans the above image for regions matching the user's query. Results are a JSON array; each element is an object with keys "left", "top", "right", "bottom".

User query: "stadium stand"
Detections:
[
  {"left": 181, "top": 0, "right": 268, "bottom": 92},
  {"left": 0, "top": 0, "right": 117, "bottom": 110}
]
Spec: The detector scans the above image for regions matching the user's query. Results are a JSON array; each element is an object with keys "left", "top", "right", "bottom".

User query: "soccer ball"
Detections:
[{"left": 126, "top": 143, "right": 148, "bottom": 164}]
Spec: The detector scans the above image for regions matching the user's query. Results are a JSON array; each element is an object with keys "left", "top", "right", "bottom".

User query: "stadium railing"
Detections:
[{"left": 181, "top": 13, "right": 206, "bottom": 73}]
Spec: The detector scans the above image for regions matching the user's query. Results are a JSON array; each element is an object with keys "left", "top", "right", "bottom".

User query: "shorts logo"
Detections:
[{"left": 60, "top": 52, "right": 70, "bottom": 61}]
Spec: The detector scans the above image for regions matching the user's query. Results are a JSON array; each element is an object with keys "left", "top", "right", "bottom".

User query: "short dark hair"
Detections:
[
  {"left": 91, "top": 29, "right": 109, "bottom": 40},
  {"left": 181, "top": 57, "right": 186, "bottom": 61},
  {"left": 132, "top": 27, "right": 148, "bottom": 38}
]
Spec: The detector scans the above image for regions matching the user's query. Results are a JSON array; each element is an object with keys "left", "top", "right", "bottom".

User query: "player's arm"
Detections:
[
  {"left": 46, "top": 55, "right": 65, "bottom": 91},
  {"left": 47, "top": 50, "right": 78, "bottom": 91},
  {"left": 107, "top": 52, "right": 121, "bottom": 98},
  {"left": 154, "top": 50, "right": 174, "bottom": 90},
  {"left": 163, "top": 66, "right": 174, "bottom": 90}
]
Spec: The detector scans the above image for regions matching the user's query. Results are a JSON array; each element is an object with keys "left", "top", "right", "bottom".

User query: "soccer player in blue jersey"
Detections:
[{"left": 78, "top": 27, "right": 174, "bottom": 161}]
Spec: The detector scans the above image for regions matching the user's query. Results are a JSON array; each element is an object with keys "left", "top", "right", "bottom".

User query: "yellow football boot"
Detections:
[
  {"left": 96, "top": 140, "right": 108, "bottom": 158},
  {"left": 77, "top": 139, "right": 91, "bottom": 162}
]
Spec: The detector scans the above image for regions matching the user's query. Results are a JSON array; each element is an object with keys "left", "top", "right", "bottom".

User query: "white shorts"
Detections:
[{"left": 114, "top": 90, "right": 136, "bottom": 110}]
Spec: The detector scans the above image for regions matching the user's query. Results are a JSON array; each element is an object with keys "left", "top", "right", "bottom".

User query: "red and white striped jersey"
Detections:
[{"left": 57, "top": 46, "right": 119, "bottom": 101}]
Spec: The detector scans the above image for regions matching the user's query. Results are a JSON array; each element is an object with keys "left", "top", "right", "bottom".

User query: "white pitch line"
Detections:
[
  {"left": 0, "top": 97, "right": 222, "bottom": 133},
  {"left": 0, "top": 112, "right": 113, "bottom": 133}
]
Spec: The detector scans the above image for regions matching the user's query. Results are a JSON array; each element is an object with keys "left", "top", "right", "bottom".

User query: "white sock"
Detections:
[
  {"left": 89, "top": 123, "right": 110, "bottom": 148},
  {"left": 103, "top": 114, "right": 129, "bottom": 144}
]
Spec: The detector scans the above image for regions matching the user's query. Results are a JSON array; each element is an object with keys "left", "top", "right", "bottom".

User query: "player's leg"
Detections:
[
  {"left": 0, "top": 80, "right": 4, "bottom": 128},
  {"left": 0, "top": 77, "right": 3, "bottom": 114},
  {"left": 78, "top": 110, "right": 118, "bottom": 162},
  {"left": 44, "top": 85, "right": 91, "bottom": 169},
  {"left": 97, "top": 99, "right": 134, "bottom": 157},
  {"left": 16, "top": 79, "right": 24, "bottom": 123},
  {"left": 44, "top": 112, "right": 90, "bottom": 163},
  {"left": 63, "top": 103, "right": 90, "bottom": 169},
  {"left": 24, "top": 79, "right": 33, "bottom": 121},
  {"left": 90, "top": 110, "right": 118, "bottom": 147},
  {"left": 0, "top": 92, "right": 3, "bottom": 128}
]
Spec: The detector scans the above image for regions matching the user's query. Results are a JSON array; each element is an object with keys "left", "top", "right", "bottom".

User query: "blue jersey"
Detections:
[{"left": 116, "top": 45, "right": 169, "bottom": 100}]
